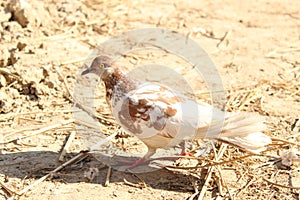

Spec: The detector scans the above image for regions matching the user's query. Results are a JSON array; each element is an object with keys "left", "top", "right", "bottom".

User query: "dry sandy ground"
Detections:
[{"left": 0, "top": 0, "right": 300, "bottom": 199}]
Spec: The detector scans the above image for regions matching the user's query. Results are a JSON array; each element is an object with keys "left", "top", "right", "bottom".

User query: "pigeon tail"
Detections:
[{"left": 197, "top": 112, "right": 272, "bottom": 154}]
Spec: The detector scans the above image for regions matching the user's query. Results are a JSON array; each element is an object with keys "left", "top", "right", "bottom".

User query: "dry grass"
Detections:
[{"left": 0, "top": 0, "right": 299, "bottom": 199}]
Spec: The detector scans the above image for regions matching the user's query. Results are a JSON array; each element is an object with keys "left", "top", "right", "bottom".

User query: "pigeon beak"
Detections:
[{"left": 81, "top": 68, "right": 94, "bottom": 76}]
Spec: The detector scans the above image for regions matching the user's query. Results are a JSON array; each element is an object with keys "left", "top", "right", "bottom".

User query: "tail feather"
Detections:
[
  {"left": 218, "top": 132, "right": 271, "bottom": 154},
  {"left": 221, "top": 112, "right": 266, "bottom": 137},
  {"left": 197, "top": 112, "right": 272, "bottom": 154}
]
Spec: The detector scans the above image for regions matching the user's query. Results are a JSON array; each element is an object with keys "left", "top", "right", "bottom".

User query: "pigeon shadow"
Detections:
[{"left": 0, "top": 150, "right": 204, "bottom": 193}]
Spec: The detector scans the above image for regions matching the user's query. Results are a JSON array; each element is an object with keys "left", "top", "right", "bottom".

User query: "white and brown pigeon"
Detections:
[{"left": 81, "top": 55, "right": 272, "bottom": 167}]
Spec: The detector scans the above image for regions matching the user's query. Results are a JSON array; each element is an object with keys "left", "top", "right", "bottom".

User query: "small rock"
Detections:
[
  {"left": 296, "top": 136, "right": 300, "bottom": 142},
  {"left": 2, "top": 21, "right": 23, "bottom": 33},
  {"left": 9, "top": 50, "right": 19, "bottom": 65},
  {"left": 222, "top": 169, "right": 238, "bottom": 187},
  {"left": 215, "top": 196, "right": 223, "bottom": 200},
  {"left": 8, "top": 0, "right": 39, "bottom": 27},
  {"left": 0, "top": 90, "right": 12, "bottom": 113},
  {"left": 17, "top": 41, "right": 27, "bottom": 51},
  {"left": 1, "top": 32, "right": 12, "bottom": 42},
  {"left": 128, "top": 189, "right": 135, "bottom": 193},
  {"left": 0, "top": 99, "right": 5, "bottom": 110},
  {"left": 9, "top": 88, "right": 20, "bottom": 98},
  {"left": 0, "top": 74, "right": 6, "bottom": 87},
  {"left": 291, "top": 171, "right": 300, "bottom": 188},
  {"left": 112, "top": 191, "right": 119, "bottom": 197},
  {"left": 0, "top": 7, "right": 12, "bottom": 23},
  {"left": 0, "top": 49, "right": 10, "bottom": 67}
]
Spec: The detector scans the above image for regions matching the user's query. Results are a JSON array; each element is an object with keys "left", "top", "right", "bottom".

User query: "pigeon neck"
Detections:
[{"left": 102, "top": 67, "right": 136, "bottom": 100}]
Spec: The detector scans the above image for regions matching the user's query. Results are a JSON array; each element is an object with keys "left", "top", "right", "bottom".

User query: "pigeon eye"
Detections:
[{"left": 100, "top": 63, "right": 105, "bottom": 68}]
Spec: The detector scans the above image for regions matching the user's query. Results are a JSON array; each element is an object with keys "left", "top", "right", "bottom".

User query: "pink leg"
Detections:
[
  {"left": 125, "top": 157, "right": 147, "bottom": 170},
  {"left": 179, "top": 141, "right": 194, "bottom": 156},
  {"left": 118, "top": 148, "right": 156, "bottom": 170},
  {"left": 118, "top": 145, "right": 193, "bottom": 170}
]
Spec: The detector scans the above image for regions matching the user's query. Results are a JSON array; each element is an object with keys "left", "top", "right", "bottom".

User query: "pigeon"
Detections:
[{"left": 81, "top": 55, "right": 272, "bottom": 167}]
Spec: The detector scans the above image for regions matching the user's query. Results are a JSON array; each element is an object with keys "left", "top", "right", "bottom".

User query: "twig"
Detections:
[
  {"left": 132, "top": 174, "right": 147, "bottom": 188},
  {"left": 189, "top": 181, "right": 199, "bottom": 200},
  {"left": 0, "top": 68, "right": 19, "bottom": 79},
  {"left": 163, "top": 154, "right": 255, "bottom": 170},
  {"left": 59, "top": 131, "right": 76, "bottom": 161},
  {"left": 238, "top": 90, "right": 260, "bottom": 110},
  {"left": 1, "top": 119, "right": 75, "bottom": 144},
  {"left": 271, "top": 137, "right": 300, "bottom": 147},
  {"left": 33, "top": 33, "right": 76, "bottom": 43},
  {"left": 54, "top": 66, "right": 112, "bottom": 131},
  {"left": 215, "top": 164, "right": 233, "bottom": 199},
  {"left": 17, "top": 152, "right": 88, "bottom": 196},
  {"left": 215, "top": 175, "right": 223, "bottom": 196},
  {"left": 198, "top": 143, "right": 228, "bottom": 200},
  {"left": 267, "top": 191, "right": 276, "bottom": 200},
  {"left": 74, "top": 102, "right": 102, "bottom": 124},
  {"left": 0, "top": 180, "right": 16, "bottom": 196},
  {"left": 17, "top": 173, "right": 50, "bottom": 196},
  {"left": 0, "top": 109, "right": 77, "bottom": 120},
  {"left": 235, "top": 176, "right": 256, "bottom": 196},
  {"left": 123, "top": 178, "right": 146, "bottom": 188},
  {"left": 89, "top": 131, "right": 118, "bottom": 151},
  {"left": 263, "top": 178, "right": 300, "bottom": 190},
  {"left": 104, "top": 167, "right": 111, "bottom": 187},
  {"left": 53, "top": 66, "right": 74, "bottom": 102},
  {"left": 189, "top": 191, "right": 199, "bottom": 200},
  {"left": 266, "top": 46, "right": 300, "bottom": 58},
  {"left": 163, "top": 145, "right": 281, "bottom": 170},
  {"left": 53, "top": 66, "right": 102, "bottom": 123},
  {"left": 214, "top": 144, "right": 233, "bottom": 199},
  {"left": 75, "top": 118, "right": 101, "bottom": 130},
  {"left": 198, "top": 163, "right": 214, "bottom": 200},
  {"left": 15, "top": 131, "right": 116, "bottom": 197},
  {"left": 217, "top": 30, "right": 231, "bottom": 48}
]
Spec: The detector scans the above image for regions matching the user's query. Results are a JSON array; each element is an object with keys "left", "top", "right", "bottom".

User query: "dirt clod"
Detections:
[{"left": 0, "top": 0, "right": 299, "bottom": 200}]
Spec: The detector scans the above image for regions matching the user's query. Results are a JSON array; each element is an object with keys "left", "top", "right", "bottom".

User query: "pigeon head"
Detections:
[{"left": 81, "top": 56, "right": 113, "bottom": 77}]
